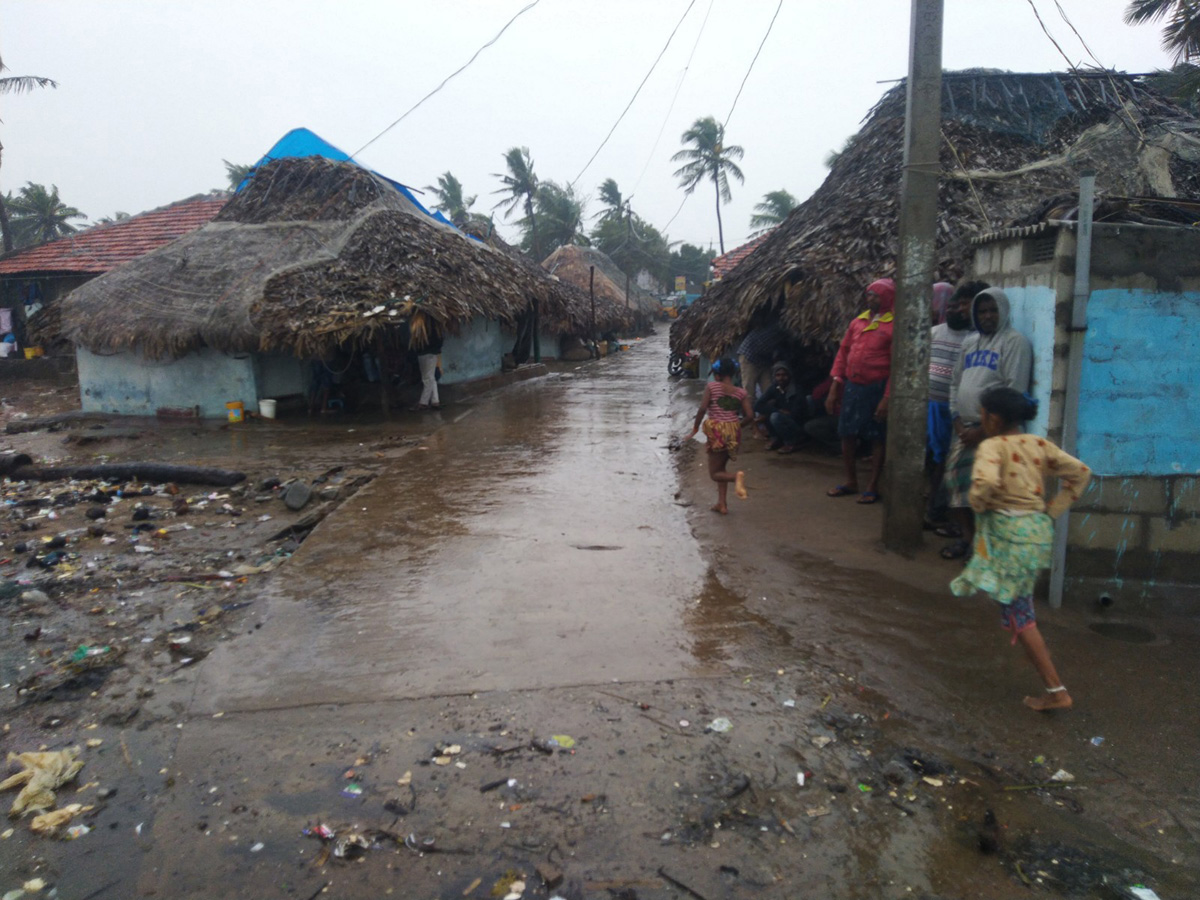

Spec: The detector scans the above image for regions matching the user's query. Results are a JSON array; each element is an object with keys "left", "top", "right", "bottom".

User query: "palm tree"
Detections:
[
  {"left": 223, "top": 160, "right": 255, "bottom": 191},
  {"left": 492, "top": 147, "right": 540, "bottom": 257},
  {"left": 1125, "top": 0, "right": 1200, "bottom": 63},
  {"left": 425, "top": 171, "right": 478, "bottom": 225},
  {"left": 749, "top": 189, "right": 797, "bottom": 237},
  {"left": 6, "top": 183, "right": 86, "bottom": 247},
  {"left": 594, "top": 177, "right": 625, "bottom": 223},
  {"left": 95, "top": 211, "right": 131, "bottom": 226},
  {"left": 671, "top": 116, "right": 744, "bottom": 254},
  {"left": 0, "top": 55, "right": 58, "bottom": 252},
  {"left": 521, "top": 180, "right": 586, "bottom": 256}
]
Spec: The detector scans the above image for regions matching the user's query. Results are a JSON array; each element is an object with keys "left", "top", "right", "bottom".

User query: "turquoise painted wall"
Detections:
[
  {"left": 78, "top": 347, "right": 257, "bottom": 417},
  {"left": 537, "top": 330, "right": 562, "bottom": 360},
  {"left": 441, "top": 317, "right": 504, "bottom": 384},
  {"left": 1078, "top": 288, "right": 1200, "bottom": 476},
  {"left": 995, "top": 284, "right": 1055, "bottom": 438}
]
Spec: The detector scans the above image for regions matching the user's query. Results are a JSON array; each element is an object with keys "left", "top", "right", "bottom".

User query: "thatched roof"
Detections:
[
  {"left": 58, "top": 157, "right": 594, "bottom": 359},
  {"left": 542, "top": 245, "right": 659, "bottom": 319},
  {"left": 673, "top": 70, "right": 1200, "bottom": 356},
  {"left": 459, "top": 220, "right": 636, "bottom": 336}
]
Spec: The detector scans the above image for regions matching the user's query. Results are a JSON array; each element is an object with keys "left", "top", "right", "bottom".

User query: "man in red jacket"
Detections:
[{"left": 824, "top": 278, "right": 894, "bottom": 504}]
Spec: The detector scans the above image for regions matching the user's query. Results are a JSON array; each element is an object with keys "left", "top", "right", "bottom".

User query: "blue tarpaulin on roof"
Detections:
[{"left": 240, "top": 127, "right": 447, "bottom": 226}]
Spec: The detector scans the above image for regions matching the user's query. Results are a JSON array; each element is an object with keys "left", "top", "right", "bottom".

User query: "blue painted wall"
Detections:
[
  {"left": 441, "top": 317, "right": 505, "bottom": 384},
  {"left": 1078, "top": 288, "right": 1200, "bottom": 476},
  {"left": 991, "top": 284, "right": 1055, "bottom": 437},
  {"left": 537, "top": 330, "right": 562, "bottom": 360},
  {"left": 78, "top": 347, "right": 258, "bottom": 417}
]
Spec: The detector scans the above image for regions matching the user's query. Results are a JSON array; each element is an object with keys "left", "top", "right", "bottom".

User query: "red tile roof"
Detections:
[
  {"left": 0, "top": 194, "right": 228, "bottom": 275},
  {"left": 711, "top": 231, "right": 772, "bottom": 281}
]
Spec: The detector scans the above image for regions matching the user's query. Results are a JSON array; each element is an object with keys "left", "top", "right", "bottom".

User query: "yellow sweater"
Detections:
[{"left": 969, "top": 433, "right": 1091, "bottom": 519}]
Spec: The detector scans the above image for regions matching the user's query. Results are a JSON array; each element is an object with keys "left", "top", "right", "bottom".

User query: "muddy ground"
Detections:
[{"left": 0, "top": 339, "right": 1196, "bottom": 900}]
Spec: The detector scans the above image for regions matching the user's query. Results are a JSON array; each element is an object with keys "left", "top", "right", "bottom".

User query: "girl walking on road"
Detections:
[
  {"left": 688, "top": 357, "right": 753, "bottom": 515},
  {"left": 951, "top": 388, "right": 1091, "bottom": 711}
]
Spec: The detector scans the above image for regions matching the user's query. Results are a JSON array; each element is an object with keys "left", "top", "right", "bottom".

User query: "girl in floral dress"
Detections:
[
  {"left": 951, "top": 387, "right": 1091, "bottom": 711},
  {"left": 688, "top": 358, "right": 754, "bottom": 515}
]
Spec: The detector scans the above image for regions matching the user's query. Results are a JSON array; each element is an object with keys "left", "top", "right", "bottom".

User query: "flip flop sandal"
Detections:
[
  {"left": 827, "top": 484, "right": 859, "bottom": 497},
  {"left": 940, "top": 539, "right": 970, "bottom": 560},
  {"left": 934, "top": 522, "right": 962, "bottom": 539},
  {"left": 856, "top": 491, "right": 881, "bottom": 504}
]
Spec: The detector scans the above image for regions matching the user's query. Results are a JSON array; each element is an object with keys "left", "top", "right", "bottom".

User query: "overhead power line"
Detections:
[
  {"left": 630, "top": 0, "right": 715, "bottom": 197},
  {"left": 569, "top": 0, "right": 697, "bottom": 189},
  {"left": 723, "top": 0, "right": 783, "bottom": 129},
  {"left": 353, "top": 0, "right": 542, "bottom": 157}
]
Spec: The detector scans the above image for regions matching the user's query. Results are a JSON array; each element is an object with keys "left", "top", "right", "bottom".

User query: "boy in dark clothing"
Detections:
[{"left": 754, "top": 362, "right": 807, "bottom": 452}]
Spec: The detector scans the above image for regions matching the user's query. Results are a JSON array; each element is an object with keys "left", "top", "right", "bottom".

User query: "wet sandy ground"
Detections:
[{"left": 1, "top": 337, "right": 1197, "bottom": 899}]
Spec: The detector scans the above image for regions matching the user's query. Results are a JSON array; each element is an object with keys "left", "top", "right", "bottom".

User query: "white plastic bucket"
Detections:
[{"left": 258, "top": 399, "right": 277, "bottom": 419}]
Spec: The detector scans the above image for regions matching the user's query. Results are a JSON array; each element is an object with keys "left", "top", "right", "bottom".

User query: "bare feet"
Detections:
[
  {"left": 710, "top": 503, "right": 728, "bottom": 515},
  {"left": 1023, "top": 690, "right": 1073, "bottom": 711},
  {"left": 734, "top": 471, "right": 748, "bottom": 499}
]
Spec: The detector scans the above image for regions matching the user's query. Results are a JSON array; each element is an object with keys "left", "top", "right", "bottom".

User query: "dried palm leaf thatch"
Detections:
[
  {"left": 58, "top": 157, "right": 594, "bottom": 358},
  {"left": 542, "top": 245, "right": 659, "bottom": 318},
  {"left": 461, "top": 219, "right": 635, "bottom": 335},
  {"left": 673, "top": 69, "right": 1200, "bottom": 357}
]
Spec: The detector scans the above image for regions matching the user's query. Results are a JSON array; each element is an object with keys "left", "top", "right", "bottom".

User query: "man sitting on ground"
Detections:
[{"left": 754, "top": 362, "right": 807, "bottom": 453}]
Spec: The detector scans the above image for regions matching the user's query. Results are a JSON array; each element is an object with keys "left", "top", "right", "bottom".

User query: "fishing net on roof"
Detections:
[{"left": 873, "top": 70, "right": 1163, "bottom": 143}]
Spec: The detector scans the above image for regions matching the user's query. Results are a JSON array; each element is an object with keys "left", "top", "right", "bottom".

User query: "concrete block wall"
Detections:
[
  {"left": 973, "top": 224, "right": 1200, "bottom": 602},
  {"left": 1067, "top": 474, "right": 1199, "bottom": 599}
]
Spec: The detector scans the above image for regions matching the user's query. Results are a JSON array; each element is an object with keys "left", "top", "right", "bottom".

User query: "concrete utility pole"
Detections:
[{"left": 883, "top": 0, "right": 944, "bottom": 553}]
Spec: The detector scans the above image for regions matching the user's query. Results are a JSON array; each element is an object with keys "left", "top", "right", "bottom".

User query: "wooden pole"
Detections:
[
  {"left": 883, "top": 0, "right": 943, "bottom": 553},
  {"left": 376, "top": 334, "right": 390, "bottom": 418},
  {"left": 589, "top": 265, "right": 596, "bottom": 341}
]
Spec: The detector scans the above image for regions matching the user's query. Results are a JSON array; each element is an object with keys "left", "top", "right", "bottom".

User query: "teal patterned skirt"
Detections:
[{"left": 950, "top": 511, "right": 1054, "bottom": 605}]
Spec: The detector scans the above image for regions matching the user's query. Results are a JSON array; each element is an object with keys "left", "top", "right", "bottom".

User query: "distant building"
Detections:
[{"left": 0, "top": 194, "right": 227, "bottom": 354}]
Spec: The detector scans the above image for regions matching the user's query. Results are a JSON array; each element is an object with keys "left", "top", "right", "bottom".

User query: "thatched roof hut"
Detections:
[
  {"left": 542, "top": 245, "right": 659, "bottom": 320},
  {"left": 59, "top": 157, "right": 590, "bottom": 359},
  {"left": 673, "top": 69, "right": 1200, "bottom": 357},
  {"left": 459, "top": 220, "right": 635, "bottom": 336}
]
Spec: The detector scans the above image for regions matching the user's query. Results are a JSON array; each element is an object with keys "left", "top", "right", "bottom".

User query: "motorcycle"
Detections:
[{"left": 668, "top": 350, "right": 700, "bottom": 378}]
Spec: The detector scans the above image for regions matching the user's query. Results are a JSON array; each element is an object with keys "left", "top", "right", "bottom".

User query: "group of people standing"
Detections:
[{"left": 685, "top": 277, "right": 1092, "bottom": 711}]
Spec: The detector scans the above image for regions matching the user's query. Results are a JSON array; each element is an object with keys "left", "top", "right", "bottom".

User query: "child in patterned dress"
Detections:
[
  {"left": 951, "top": 387, "right": 1091, "bottom": 711},
  {"left": 688, "top": 358, "right": 754, "bottom": 515}
]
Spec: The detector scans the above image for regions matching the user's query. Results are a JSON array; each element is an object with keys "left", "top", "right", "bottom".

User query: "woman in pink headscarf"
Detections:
[
  {"left": 930, "top": 282, "right": 955, "bottom": 326},
  {"left": 825, "top": 278, "right": 895, "bottom": 504}
]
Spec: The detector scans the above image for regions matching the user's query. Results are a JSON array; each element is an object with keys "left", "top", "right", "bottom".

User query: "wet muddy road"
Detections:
[{"left": 3, "top": 334, "right": 1197, "bottom": 900}]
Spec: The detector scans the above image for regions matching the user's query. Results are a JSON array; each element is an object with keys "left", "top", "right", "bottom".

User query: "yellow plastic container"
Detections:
[
  {"left": 225, "top": 401, "right": 245, "bottom": 423},
  {"left": 23, "top": 347, "right": 43, "bottom": 359}
]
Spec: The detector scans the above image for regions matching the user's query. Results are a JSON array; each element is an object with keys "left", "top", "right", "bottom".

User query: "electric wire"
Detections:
[
  {"left": 630, "top": 0, "right": 714, "bottom": 197},
  {"left": 722, "top": 0, "right": 783, "bottom": 129},
  {"left": 569, "top": 0, "right": 697, "bottom": 189},
  {"left": 352, "top": 0, "right": 542, "bottom": 158}
]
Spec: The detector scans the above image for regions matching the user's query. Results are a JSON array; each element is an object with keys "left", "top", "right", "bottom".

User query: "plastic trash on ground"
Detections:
[{"left": 1, "top": 747, "right": 84, "bottom": 817}]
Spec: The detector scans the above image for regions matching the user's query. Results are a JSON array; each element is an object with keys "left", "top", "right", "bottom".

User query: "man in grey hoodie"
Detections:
[{"left": 941, "top": 287, "right": 1033, "bottom": 559}]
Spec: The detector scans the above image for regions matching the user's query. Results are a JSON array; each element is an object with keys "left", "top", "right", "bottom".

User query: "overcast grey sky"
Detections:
[{"left": 2, "top": 1, "right": 1175, "bottom": 254}]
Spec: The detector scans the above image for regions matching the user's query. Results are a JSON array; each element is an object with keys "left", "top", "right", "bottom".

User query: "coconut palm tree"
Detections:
[
  {"left": 6, "top": 182, "right": 85, "bottom": 247},
  {"left": 425, "top": 171, "right": 478, "bottom": 225},
  {"left": 0, "top": 55, "right": 58, "bottom": 252},
  {"left": 223, "top": 160, "right": 255, "bottom": 191},
  {"left": 749, "top": 189, "right": 797, "bottom": 237},
  {"left": 520, "top": 180, "right": 586, "bottom": 256},
  {"left": 594, "top": 177, "right": 625, "bottom": 224},
  {"left": 492, "top": 147, "right": 540, "bottom": 258},
  {"left": 1125, "top": 0, "right": 1200, "bottom": 63},
  {"left": 671, "top": 116, "right": 744, "bottom": 254}
]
